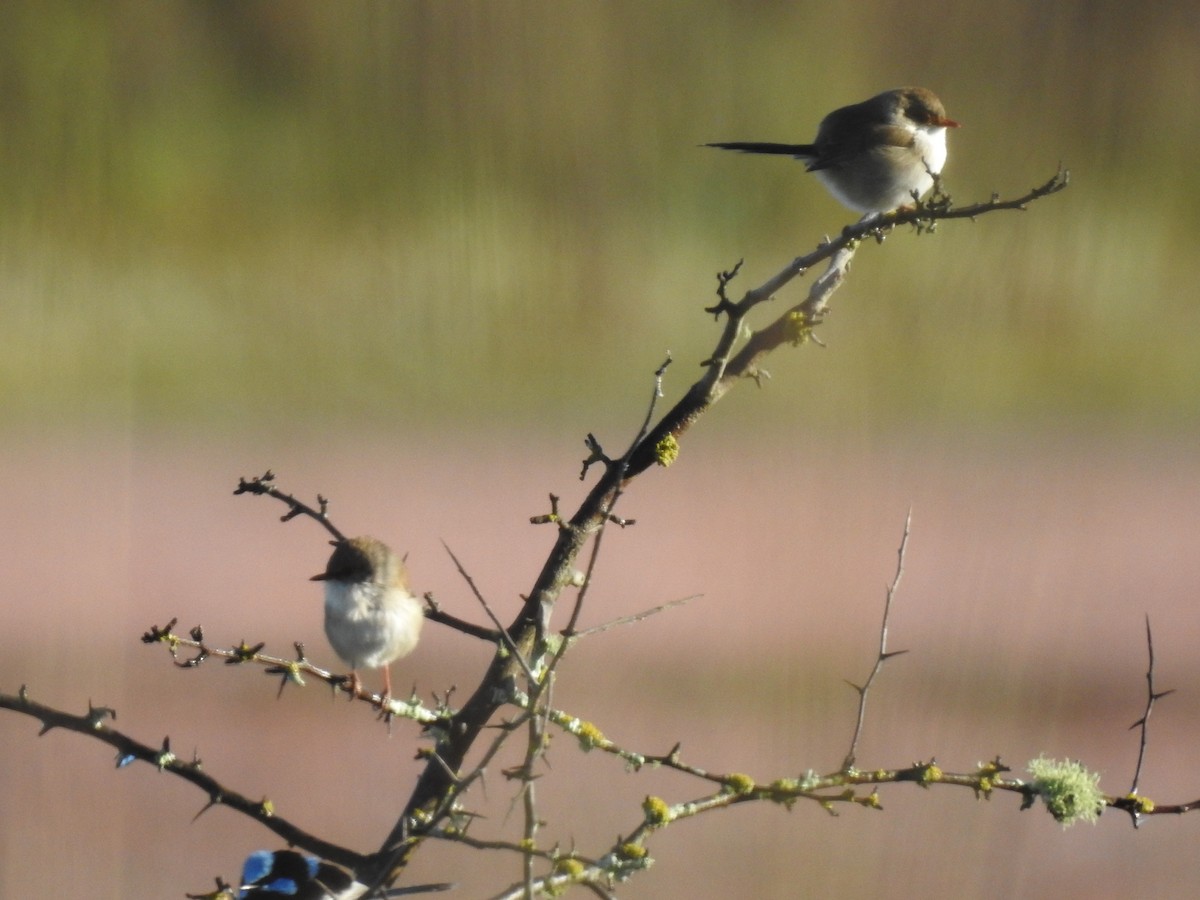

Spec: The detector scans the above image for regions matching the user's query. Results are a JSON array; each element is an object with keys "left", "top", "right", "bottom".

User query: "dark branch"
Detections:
[
  {"left": 0, "top": 687, "right": 362, "bottom": 869},
  {"left": 233, "top": 470, "right": 346, "bottom": 542},
  {"left": 362, "top": 168, "right": 1071, "bottom": 892}
]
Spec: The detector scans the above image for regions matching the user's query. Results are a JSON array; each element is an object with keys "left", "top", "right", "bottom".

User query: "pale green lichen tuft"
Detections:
[
  {"left": 552, "top": 857, "right": 584, "bottom": 877},
  {"left": 654, "top": 434, "right": 680, "bottom": 467},
  {"left": 1028, "top": 756, "right": 1105, "bottom": 826},
  {"left": 642, "top": 795, "right": 671, "bottom": 826},
  {"left": 617, "top": 842, "right": 648, "bottom": 861},
  {"left": 724, "top": 773, "right": 756, "bottom": 795},
  {"left": 786, "top": 310, "right": 815, "bottom": 346},
  {"left": 575, "top": 720, "right": 606, "bottom": 751}
]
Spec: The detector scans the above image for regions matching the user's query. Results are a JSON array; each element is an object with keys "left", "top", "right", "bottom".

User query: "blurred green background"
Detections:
[
  {"left": 3, "top": 1, "right": 1198, "bottom": 434},
  {"left": 4, "top": 3, "right": 1200, "bottom": 899}
]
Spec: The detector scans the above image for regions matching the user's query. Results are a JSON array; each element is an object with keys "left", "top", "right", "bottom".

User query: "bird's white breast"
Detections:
[
  {"left": 912, "top": 125, "right": 948, "bottom": 175},
  {"left": 323, "top": 580, "right": 422, "bottom": 669}
]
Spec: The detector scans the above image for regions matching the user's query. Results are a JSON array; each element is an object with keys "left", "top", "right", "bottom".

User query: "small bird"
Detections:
[
  {"left": 236, "top": 849, "right": 453, "bottom": 898},
  {"left": 238, "top": 850, "right": 354, "bottom": 899},
  {"left": 707, "top": 87, "right": 959, "bottom": 215},
  {"left": 310, "top": 536, "right": 424, "bottom": 699}
]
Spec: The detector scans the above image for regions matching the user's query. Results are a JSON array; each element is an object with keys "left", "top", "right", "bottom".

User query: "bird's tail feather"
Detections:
[{"left": 705, "top": 142, "right": 815, "bottom": 157}]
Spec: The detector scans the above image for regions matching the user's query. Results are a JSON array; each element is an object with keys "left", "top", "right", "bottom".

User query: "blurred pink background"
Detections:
[{"left": 4, "top": 428, "right": 1199, "bottom": 897}]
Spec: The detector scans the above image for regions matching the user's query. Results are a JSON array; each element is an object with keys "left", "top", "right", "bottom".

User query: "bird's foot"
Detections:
[{"left": 340, "top": 670, "right": 363, "bottom": 700}]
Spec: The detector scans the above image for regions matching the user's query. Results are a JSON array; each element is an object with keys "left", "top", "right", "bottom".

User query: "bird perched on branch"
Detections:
[
  {"left": 310, "top": 536, "right": 424, "bottom": 700},
  {"left": 707, "top": 86, "right": 959, "bottom": 215}
]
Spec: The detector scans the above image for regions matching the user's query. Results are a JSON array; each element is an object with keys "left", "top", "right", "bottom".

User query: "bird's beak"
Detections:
[
  {"left": 938, "top": 116, "right": 961, "bottom": 128},
  {"left": 310, "top": 572, "right": 331, "bottom": 582}
]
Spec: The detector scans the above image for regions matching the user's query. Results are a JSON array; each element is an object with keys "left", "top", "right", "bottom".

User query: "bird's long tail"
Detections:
[{"left": 705, "top": 142, "right": 815, "bottom": 157}]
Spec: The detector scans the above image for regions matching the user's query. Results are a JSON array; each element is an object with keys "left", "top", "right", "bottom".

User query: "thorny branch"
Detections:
[
  {"left": 234, "top": 470, "right": 345, "bottom": 542},
  {"left": 355, "top": 169, "right": 1077, "bottom": 893},
  {"left": 7, "top": 167, "right": 1115, "bottom": 899},
  {"left": 137, "top": 618, "right": 470, "bottom": 717},
  {"left": 0, "top": 687, "right": 362, "bottom": 870},
  {"left": 1123, "top": 616, "right": 1176, "bottom": 827},
  {"left": 843, "top": 510, "right": 912, "bottom": 772}
]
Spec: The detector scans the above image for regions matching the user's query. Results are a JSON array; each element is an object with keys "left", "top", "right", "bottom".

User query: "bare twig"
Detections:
[
  {"left": 233, "top": 471, "right": 345, "bottom": 542},
  {"left": 842, "top": 510, "right": 912, "bottom": 772},
  {"left": 561, "top": 354, "right": 673, "bottom": 642},
  {"left": 1125, "top": 615, "right": 1175, "bottom": 827},
  {"left": 441, "top": 541, "right": 537, "bottom": 686},
  {"left": 139, "top": 620, "right": 446, "bottom": 723},
  {"left": 422, "top": 595, "right": 503, "bottom": 643},
  {"left": 572, "top": 595, "right": 697, "bottom": 638}
]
